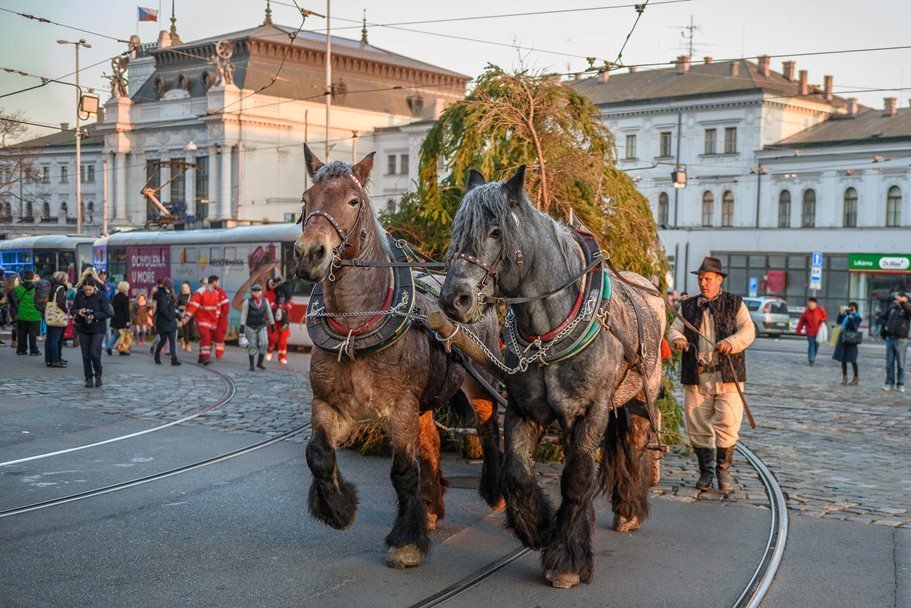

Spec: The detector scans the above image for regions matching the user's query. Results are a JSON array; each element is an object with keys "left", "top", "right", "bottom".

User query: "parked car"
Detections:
[
  {"left": 743, "top": 296, "right": 790, "bottom": 338},
  {"left": 787, "top": 305, "right": 806, "bottom": 334}
]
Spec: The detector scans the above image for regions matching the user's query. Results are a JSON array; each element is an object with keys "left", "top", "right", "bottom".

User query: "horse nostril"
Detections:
[
  {"left": 309, "top": 244, "right": 326, "bottom": 262},
  {"left": 455, "top": 294, "right": 473, "bottom": 312}
]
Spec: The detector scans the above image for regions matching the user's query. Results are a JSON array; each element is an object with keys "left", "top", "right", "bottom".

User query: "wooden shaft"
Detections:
[{"left": 425, "top": 311, "right": 505, "bottom": 381}]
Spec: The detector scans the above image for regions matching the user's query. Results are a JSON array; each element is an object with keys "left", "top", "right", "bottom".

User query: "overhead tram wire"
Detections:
[
  {"left": 612, "top": 0, "right": 651, "bottom": 69},
  {"left": 0, "top": 7, "right": 130, "bottom": 43}
]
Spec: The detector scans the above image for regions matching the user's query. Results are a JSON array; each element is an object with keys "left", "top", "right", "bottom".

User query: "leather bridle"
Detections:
[{"left": 296, "top": 190, "right": 367, "bottom": 280}]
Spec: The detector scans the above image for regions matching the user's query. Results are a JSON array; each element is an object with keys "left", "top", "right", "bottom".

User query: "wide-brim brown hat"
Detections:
[{"left": 691, "top": 256, "right": 727, "bottom": 277}]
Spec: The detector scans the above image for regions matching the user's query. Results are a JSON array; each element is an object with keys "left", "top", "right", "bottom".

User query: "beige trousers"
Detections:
[{"left": 683, "top": 382, "right": 744, "bottom": 449}]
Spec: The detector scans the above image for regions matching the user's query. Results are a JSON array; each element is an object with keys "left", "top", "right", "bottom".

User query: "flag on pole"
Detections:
[{"left": 138, "top": 6, "right": 158, "bottom": 22}]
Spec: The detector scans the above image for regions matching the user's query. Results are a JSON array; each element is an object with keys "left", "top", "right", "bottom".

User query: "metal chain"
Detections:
[{"left": 306, "top": 292, "right": 412, "bottom": 321}]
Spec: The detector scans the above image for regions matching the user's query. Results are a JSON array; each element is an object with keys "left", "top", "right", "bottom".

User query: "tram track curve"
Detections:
[
  {"left": 407, "top": 441, "right": 788, "bottom": 608},
  {"left": 0, "top": 363, "right": 237, "bottom": 468}
]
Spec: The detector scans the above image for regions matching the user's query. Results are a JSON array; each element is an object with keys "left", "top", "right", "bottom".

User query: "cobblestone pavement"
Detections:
[
  {"left": 652, "top": 337, "right": 911, "bottom": 528},
  {"left": 3, "top": 334, "right": 908, "bottom": 527}
]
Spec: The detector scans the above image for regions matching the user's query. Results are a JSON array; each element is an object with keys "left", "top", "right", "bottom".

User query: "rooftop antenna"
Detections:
[{"left": 670, "top": 16, "right": 699, "bottom": 59}]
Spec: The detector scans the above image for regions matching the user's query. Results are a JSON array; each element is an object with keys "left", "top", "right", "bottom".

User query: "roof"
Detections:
[
  {"left": 97, "top": 224, "right": 301, "bottom": 248},
  {"left": 2, "top": 125, "right": 103, "bottom": 151},
  {"left": 572, "top": 58, "right": 847, "bottom": 109},
  {"left": 775, "top": 107, "right": 911, "bottom": 148},
  {"left": 0, "top": 235, "right": 94, "bottom": 250}
]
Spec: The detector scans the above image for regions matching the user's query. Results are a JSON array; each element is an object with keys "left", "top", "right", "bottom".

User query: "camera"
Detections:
[{"left": 80, "top": 308, "right": 94, "bottom": 323}]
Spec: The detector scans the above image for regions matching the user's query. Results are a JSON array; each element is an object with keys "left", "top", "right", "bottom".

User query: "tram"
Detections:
[
  {"left": 93, "top": 225, "right": 314, "bottom": 346},
  {"left": 0, "top": 235, "right": 94, "bottom": 283}
]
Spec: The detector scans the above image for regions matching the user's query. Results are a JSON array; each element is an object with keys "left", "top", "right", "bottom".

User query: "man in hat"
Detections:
[
  {"left": 667, "top": 256, "right": 755, "bottom": 492},
  {"left": 239, "top": 284, "right": 274, "bottom": 371},
  {"left": 878, "top": 291, "right": 911, "bottom": 392}
]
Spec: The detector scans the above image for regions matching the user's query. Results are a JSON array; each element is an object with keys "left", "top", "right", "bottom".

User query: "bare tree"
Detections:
[{"left": 0, "top": 108, "right": 29, "bottom": 147}]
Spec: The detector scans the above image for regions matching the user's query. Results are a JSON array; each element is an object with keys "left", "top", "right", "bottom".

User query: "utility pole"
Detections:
[
  {"left": 325, "top": 0, "right": 332, "bottom": 161},
  {"left": 58, "top": 38, "right": 92, "bottom": 235}
]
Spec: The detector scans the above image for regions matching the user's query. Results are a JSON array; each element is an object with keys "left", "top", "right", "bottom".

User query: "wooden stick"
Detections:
[{"left": 425, "top": 311, "right": 505, "bottom": 381}]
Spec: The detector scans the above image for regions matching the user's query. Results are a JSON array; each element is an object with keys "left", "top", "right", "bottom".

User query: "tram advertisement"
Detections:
[{"left": 128, "top": 247, "right": 170, "bottom": 297}]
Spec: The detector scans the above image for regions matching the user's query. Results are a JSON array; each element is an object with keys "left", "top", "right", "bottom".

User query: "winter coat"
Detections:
[
  {"left": 796, "top": 306, "right": 828, "bottom": 338},
  {"left": 879, "top": 301, "right": 911, "bottom": 339},
  {"left": 153, "top": 288, "right": 179, "bottom": 334},
  {"left": 13, "top": 281, "right": 42, "bottom": 322},
  {"left": 833, "top": 312, "right": 862, "bottom": 364},
  {"left": 73, "top": 289, "right": 111, "bottom": 334},
  {"left": 111, "top": 292, "right": 132, "bottom": 329}
]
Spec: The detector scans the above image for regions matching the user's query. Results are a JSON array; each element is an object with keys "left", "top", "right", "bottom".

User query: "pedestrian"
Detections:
[
  {"left": 44, "top": 271, "right": 71, "bottom": 368},
  {"left": 73, "top": 277, "right": 111, "bottom": 388},
  {"left": 179, "top": 277, "right": 221, "bottom": 365},
  {"left": 833, "top": 302, "right": 863, "bottom": 385},
  {"left": 239, "top": 284, "right": 274, "bottom": 370},
  {"left": 668, "top": 257, "right": 756, "bottom": 492},
  {"left": 110, "top": 282, "right": 133, "bottom": 355},
  {"left": 878, "top": 292, "right": 911, "bottom": 392},
  {"left": 2, "top": 274, "right": 18, "bottom": 347},
  {"left": 796, "top": 297, "right": 829, "bottom": 366},
  {"left": 176, "top": 281, "right": 194, "bottom": 352},
  {"left": 132, "top": 293, "right": 152, "bottom": 345},
  {"left": 13, "top": 270, "right": 42, "bottom": 356},
  {"left": 209, "top": 276, "right": 230, "bottom": 359},
  {"left": 152, "top": 278, "right": 181, "bottom": 366}
]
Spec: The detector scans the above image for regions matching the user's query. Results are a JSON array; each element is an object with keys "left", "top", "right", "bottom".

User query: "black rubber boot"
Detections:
[
  {"left": 85, "top": 377, "right": 94, "bottom": 388},
  {"left": 94, "top": 375, "right": 103, "bottom": 388},
  {"left": 694, "top": 447, "right": 715, "bottom": 491},
  {"left": 249, "top": 355, "right": 255, "bottom": 371},
  {"left": 171, "top": 358, "right": 181, "bottom": 366},
  {"left": 716, "top": 445, "right": 735, "bottom": 492},
  {"left": 256, "top": 354, "right": 266, "bottom": 369},
  {"left": 154, "top": 353, "right": 162, "bottom": 365}
]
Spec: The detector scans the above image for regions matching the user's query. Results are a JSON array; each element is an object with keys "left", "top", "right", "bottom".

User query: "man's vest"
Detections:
[
  {"left": 245, "top": 297, "right": 270, "bottom": 330},
  {"left": 680, "top": 292, "right": 747, "bottom": 386}
]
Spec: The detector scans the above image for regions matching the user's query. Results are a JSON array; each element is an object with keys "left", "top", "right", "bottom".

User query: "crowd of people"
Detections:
[{"left": 1, "top": 267, "right": 296, "bottom": 387}]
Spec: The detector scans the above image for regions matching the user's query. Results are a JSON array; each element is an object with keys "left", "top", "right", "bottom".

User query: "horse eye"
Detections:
[
  {"left": 489, "top": 228, "right": 501, "bottom": 239},
  {"left": 348, "top": 198, "right": 360, "bottom": 207}
]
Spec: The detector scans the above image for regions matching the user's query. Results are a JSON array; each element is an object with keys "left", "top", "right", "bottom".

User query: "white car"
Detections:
[{"left": 743, "top": 296, "right": 790, "bottom": 338}]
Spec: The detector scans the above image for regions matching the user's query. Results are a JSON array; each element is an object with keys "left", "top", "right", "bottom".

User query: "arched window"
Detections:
[
  {"left": 41, "top": 201, "right": 50, "bottom": 219},
  {"left": 843, "top": 187, "right": 858, "bottom": 227},
  {"left": 86, "top": 201, "right": 95, "bottom": 222},
  {"left": 25, "top": 201, "right": 33, "bottom": 220},
  {"left": 701, "top": 191, "right": 714, "bottom": 227},
  {"left": 801, "top": 189, "right": 816, "bottom": 228},
  {"left": 721, "top": 190, "right": 734, "bottom": 227},
  {"left": 886, "top": 186, "right": 902, "bottom": 227},
  {"left": 60, "top": 201, "right": 69, "bottom": 216},
  {"left": 778, "top": 190, "right": 791, "bottom": 228},
  {"left": 657, "top": 192, "right": 669, "bottom": 227}
]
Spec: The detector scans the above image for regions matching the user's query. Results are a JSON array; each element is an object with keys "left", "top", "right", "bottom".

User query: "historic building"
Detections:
[{"left": 0, "top": 9, "right": 467, "bottom": 236}]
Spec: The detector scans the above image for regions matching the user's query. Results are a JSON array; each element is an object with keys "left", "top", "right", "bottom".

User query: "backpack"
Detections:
[{"left": 33, "top": 279, "right": 51, "bottom": 312}]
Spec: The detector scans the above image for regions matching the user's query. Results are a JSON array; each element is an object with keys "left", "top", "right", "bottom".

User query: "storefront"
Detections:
[{"left": 848, "top": 254, "right": 911, "bottom": 336}]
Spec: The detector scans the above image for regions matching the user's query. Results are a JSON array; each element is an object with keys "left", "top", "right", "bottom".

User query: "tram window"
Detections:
[
  {"left": 58, "top": 251, "right": 75, "bottom": 277},
  {"left": 1, "top": 252, "right": 14, "bottom": 264},
  {"left": 35, "top": 250, "right": 56, "bottom": 279}
]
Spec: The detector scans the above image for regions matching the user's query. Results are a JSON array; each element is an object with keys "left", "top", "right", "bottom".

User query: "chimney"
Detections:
[
  {"left": 60, "top": 122, "right": 70, "bottom": 131},
  {"left": 884, "top": 97, "right": 897, "bottom": 116},
  {"left": 782, "top": 60, "right": 795, "bottom": 81},
  {"left": 703, "top": 56, "right": 713, "bottom": 64},
  {"left": 675, "top": 55, "right": 691, "bottom": 73},
  {"left": 798, "top": 70, "right": 808, "bottom": 95},
  {"left": 846, "top": 98, "right": 858, "bottom": 116},
  {"left": 823, "top": 75, "right": 833, "bottom": 101},
  {"left": 546, "top": 73, "right": 562, "bottom": 84},
  {"left": 599, "top": 70, "right": 610, "bottom": 83},
  {"left": 628, "top": 66, "right": 637, "bottom": 73},
  {"left": 729, "top": 61, "right": 740, "bottom": 77},
  {"left": 758, "top": 55, "right": 770, "bottom": 77}
]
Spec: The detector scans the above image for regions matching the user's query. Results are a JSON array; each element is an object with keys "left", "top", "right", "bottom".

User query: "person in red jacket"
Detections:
[
  {"left": 210, "top": 275, "right": 230, "bottom": 359},
  {"left": 796, "top": 296, "right": 829, "bottom": 366},
  {"left": 179, "top": 279, "right": 222, "bottom": 365}
]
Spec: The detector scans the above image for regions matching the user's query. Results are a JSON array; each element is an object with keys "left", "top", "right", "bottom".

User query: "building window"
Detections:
[
  {"left": 61, "top": 202, "right": 69, "bottom": 218},
  {"left": 60, "top": 165, "right": 68, "bottom": 183},
  {"left": 24, "top": 167, "right": 33, "bottom": 183},
  {"left": 657, "top": 192, "right": 669, "bottom": 227},
  {"left": 146, "top": 159, "right": 160, "bottom": 218},
  {"left": 195, "top": 156, "right": 209, "bottom": 219},
  {"left": 625, "top": 134, "right": 637, "bottom": 159},
  {"left": 80, "top": 164, "right": 96, "bottom": 183},
  {"left": 171, "top": 166, "right": 186, "bottom": 202},
  {"left": 40, "top": 166, "right": 50, "bottom": 183},
  {"left": 386, "top": 199, "right": 395, "bottom": 213},
  {"left": 659, "top": 131, "right": 673, "bottom": 157},
  {"left": 704, "top": 128, "right": 716, "bottom": 155},
  {"left": 721, "top": 190, "right": 735, "bottom": 227},
  {"left": 25, "top": 201, "right": 33, "bottom": 221},
  {"left": 886, "top": 186, "right": 902, "bottom": 227},
  {"left": 801, "top": 189, "right": 816, "bottom": 227},
  {"left": 778, "top": 190, "right": 791, "bottom": 228},
  {"left": 387, "top": 154, "right": 396, "bottom": 175},
  {"left": 701, "top": 191, "right": 714, "bottom": 227},
  {"left": 400, "top": 154, "right": 409, "bottom": 175},
  {"left": 843, "top": 187, "right": 858, "bottom": 227},
  {"left": 724, "top": 127, "right": 737, "bottom": 154},
  {"left": 41, "top": 201, "right": 50, "bottom": 219}
]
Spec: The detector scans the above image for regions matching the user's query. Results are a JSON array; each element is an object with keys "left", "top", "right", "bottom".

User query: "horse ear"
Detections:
[
  {"left": 304, "top": 144, "right": 324, "bottom": 179},
  {"left": 503, "top": 165, "right": 526, "bottom": 205},
  {"left": 466, "top": 169, "right": 486, "bottom": 192},
  {"left": 352, "top": 151, "right": 375, "bottom": 187}
]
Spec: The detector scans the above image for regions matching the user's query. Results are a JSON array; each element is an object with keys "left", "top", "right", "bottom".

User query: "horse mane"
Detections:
[{"left": 446, "top": 181, "right": 579, "bottom": 271}]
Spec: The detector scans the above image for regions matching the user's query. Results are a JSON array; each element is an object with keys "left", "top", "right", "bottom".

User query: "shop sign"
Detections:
[{"left": 848, "top": 254, "right": 911, "bottom": 273}]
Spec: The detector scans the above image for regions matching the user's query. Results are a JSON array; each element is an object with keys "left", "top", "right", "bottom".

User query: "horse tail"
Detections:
[{"left": 600, "top": 403, "right": 650, "bottom": 523}]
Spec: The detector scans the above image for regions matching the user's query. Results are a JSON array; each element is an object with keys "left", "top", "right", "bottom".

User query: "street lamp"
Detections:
[{"left": 58, "top": 38, "right": 92, "bottom": 235}]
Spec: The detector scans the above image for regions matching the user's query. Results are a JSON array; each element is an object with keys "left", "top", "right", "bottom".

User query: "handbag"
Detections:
[
  {"left": 842, "top": 329, "right": 863, "bottom": 346},
  {"left": 45, "top": 287, "right": 69, "bottom": 327},
  {"left": 815, "top": 323, "right": 828, "bottom": 344}
]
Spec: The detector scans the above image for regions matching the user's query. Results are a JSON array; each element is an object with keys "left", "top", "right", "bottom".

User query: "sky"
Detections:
[{"left": 1, "top": 0, "right": 910, "bottom": 141}]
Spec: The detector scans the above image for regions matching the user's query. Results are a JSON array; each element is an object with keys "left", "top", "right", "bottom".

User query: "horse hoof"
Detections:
[
  {"left": 386, "top": 544, "right": 422, "bottom": 569},
  {"left": 490, "top": 498, "right": 506, "bottom": 512},
  {"left": 613, "top": 514, "right": 640, "bottom": 533},
  {"left": 546, "top": 571, "right": 581, "bottom": 589},
  {"left": 426, "top": 512, "right": 438, "bottom": 532}
]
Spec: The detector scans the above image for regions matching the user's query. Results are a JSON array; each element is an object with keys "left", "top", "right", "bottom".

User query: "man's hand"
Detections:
[
  {"left": 672, "top": 338, "right": 688, "bottom": 351},
  {"left": 716, "top": 340, "right": 734, "bottom": 355}
]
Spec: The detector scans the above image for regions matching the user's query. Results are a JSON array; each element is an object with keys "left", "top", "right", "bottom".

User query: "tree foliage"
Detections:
[{"left": 384, "top": 65, "right": 667, "bottom": 284}]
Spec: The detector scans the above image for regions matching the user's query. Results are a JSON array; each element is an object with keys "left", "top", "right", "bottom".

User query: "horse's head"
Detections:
[
  {"left": 440, "top": 165, "right": 529, "bottom": 323},
  {"left": 293, "top": 145, "right": 376, "bottom": 282}
]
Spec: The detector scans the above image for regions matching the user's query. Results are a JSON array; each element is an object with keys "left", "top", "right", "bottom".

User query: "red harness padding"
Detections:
[
  {"left": 326, "top": 287, "right": 395, "bottom": 336},
  {"left": 518, "top": 285, "right": 586, "bottom": 343}
]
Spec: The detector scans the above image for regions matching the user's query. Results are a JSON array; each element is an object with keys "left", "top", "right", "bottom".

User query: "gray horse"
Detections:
[{"left": 439, "top": 166, "right": 666, "bottom": 588}]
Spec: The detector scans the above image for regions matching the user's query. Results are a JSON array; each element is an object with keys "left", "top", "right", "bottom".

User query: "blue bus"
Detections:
[{"left": 0, "top": 235, "right": 94, "bottom": 283}]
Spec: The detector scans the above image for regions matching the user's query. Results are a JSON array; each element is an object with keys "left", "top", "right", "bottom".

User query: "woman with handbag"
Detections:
[
  {"left": 44, "top": 271, "right": 70, "bottom": 368},
  {"left": 833, "top": 301, "right": 863, "bottom": 385}
]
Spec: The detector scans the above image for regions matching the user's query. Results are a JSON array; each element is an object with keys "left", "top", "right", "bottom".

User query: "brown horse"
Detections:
[{"left": 293, "top": 147, "right": 504, "bottom": 569}]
